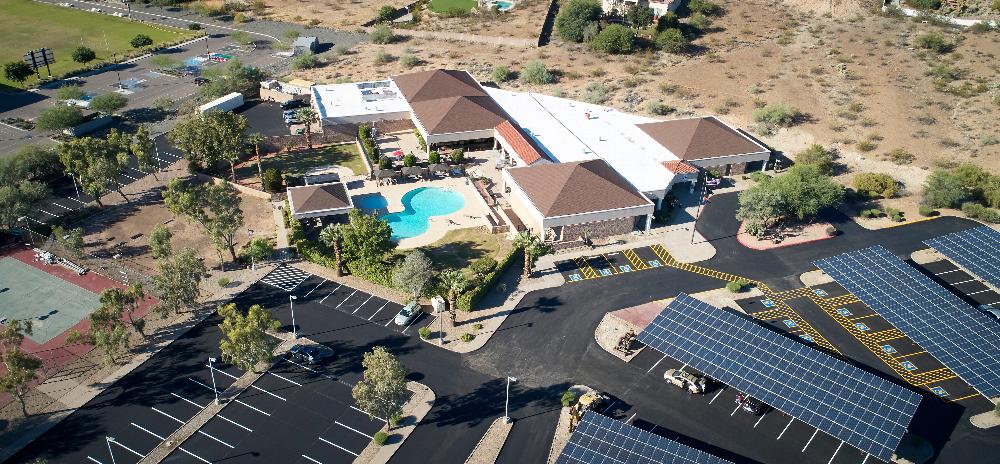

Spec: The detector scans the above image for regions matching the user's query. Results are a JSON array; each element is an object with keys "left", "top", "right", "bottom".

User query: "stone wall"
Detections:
[{"left": 561, "top": 216, "right": 636, "bottom": 242}]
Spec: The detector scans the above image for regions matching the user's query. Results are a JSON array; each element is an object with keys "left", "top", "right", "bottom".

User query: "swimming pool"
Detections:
[
  {"left": 494, "top": 0, "right": 513, "bottom": 10},
  {"left": 354, "top": 187, "right": 464, "bottom": 240}
]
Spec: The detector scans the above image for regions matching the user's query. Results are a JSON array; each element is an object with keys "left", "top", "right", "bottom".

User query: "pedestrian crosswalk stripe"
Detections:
[{"left": 261, "top": 266, "right": 311, "bottom": 291}]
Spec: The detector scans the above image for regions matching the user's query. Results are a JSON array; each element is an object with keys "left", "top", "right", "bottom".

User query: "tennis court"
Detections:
[{"left": 0, "top": 256, "right": 100, "bottom": 344}]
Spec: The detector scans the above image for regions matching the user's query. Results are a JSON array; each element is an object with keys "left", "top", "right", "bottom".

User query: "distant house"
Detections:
[{"left": 292, "top": 36, "right": 318, "bottom": 55}]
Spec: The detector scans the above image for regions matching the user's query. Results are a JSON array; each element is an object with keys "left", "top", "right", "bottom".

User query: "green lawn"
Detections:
[
  {"left": 0, "top": 0, "right": 196, "bottom": 89},
  {"left": 417, "top": 228, "right": 512, "bottom": 271},
  {"left": 236, "top": 144, "right": 366, "bottom": 182},
  {"left": 430, "top": 0, "right": 477, "bottom": 13}
]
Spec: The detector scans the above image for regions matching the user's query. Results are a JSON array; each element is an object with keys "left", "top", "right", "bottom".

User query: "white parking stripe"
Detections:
[
  {"left": 967, "top": 289, "right": 992, "bottom": 295},
  {"left": 935, "top": 269, "right": 960, "bottom": 275},
  {"left": 354, "top": 295, "right": 374, "bottom": 314},
  {"left": 87, "top": 456, "right": 104, "bottom": 464},
  {"left": 53, "top": 202, "right": 73, "bottom": 211},
  {"left": 369, "top": 301, "right": 390, "bottom": 320},
  {"left": 730, "top": 404, "right": 741, "bottom": 416},
  {"left": 208, "top": 366, "right": 239, "bottom": 380},
  {"left": 110, "top": 439, "right": 145, "bottom": 458},
  {"left": 39, "top": 209, "right": 57, "bottom": 217},
  {"left": 269, "top": 371, "right": 303, "bottom": 387},
  {"left": 601, "top": 400, "right": 618, "bottom": 414},
  {"left": 626, "top": 412, "right": 637, "bottom": 423},
  {"left": 319, "top": 437, "right": 360, "bottom": 456},
  {"left": 198, "top": 429, "right": 235, "bottom": 448},
  {"left": 709, "top": 387, "right": 725, "bottom": 404},
  {"left": 218, "top": 414, "right": 253, "bottom": 432},
  {"left": 172, "top": 392, "right": 206, "bottom": 409},
  {"left": 335, "top": 421, "right": 373, "bottom": 438},
  {"left": 179, "top": 446, "right": 212, "bottom": 463},
  {"left": 301, "top": 455, "right": 324, "bottom": 464},
  {"left": 952, "top": 279, "right": 975, "bottom": 285},
  {"left": 236, "top": 399, "right": 271, "bottom": 416},
  {"left": 827, "top": 441, "right": 843, "bottom": 464},
  {"left": 152, "top": 406, "right": 185, "bottom": 424},
  {"left": 320, "top": 285, "right": 342, "bottom": 303},
  {"left": 754, "top": 414, "right": 766, "bottom": 428},
  {"left": 67, "top": 196, "right": 87, "bottom": 205},
  {"left": 284, "top": 357, "right": 317, "bottom": 372},
  {"left": 646, "top": 354, "right": 667, "bottom": 373},
  {"left": 121, "top": 172, "right": 138, "bottom": 181},
  {"left": 402, "top": 313, "right": 424, "bottom": 334},
  {"left": 189, "top": 377, "right": 217, "bottom": 393},
  {"left": 305, "top": 279, "right": 326, "bottom": 297},
  {"left": 132, "top": 422, "right": 166, "bottom": 440},
  {"left": 802, "top": 429, "right": 819, "bottom": 452},
  {"left": 860, "top": 453, "right": 871, "bottom": 464},
  {"left": 336, "top": 290, "right": 358, "bottom": 309},
  {"left": 778, "top": 417, "right": 794, "bottom": 439},
  {"left": 350, "top": 405, "right": 385, "bottom": 422}
]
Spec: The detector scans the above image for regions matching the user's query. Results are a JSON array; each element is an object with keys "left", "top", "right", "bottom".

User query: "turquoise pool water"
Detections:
[
  {"left": 354, "top": 187, "right": 464, "bottom": 240},
  {"left": 494, "top": 0, "right": 513, "bottom": 10}
]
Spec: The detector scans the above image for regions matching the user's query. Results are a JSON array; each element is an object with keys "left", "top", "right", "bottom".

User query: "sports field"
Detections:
[
  {"left": 429, "top": 0, "right": 477, "bottom": 13},
  {"left": 0, "top": 256, "right": 99, "bottom": 344},
  {"left": 0, "top": 0, "right": 196, "bottom": 89}
]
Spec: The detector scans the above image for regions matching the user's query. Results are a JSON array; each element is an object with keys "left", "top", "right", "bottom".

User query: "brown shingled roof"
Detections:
[
  {"left": 637, "top": 116, "right": 767, "bottom": 161},
  {"left": 495, "top": 120, "right": 547, "bottom": 165},
  {"left": 288, "top": 182, "right": 352, "bottom": 214},
  {"left": 506, "top": 160, "right": 650, "bottom": 218},
  {"left": 391, "top": 70, "right": 508, "bottom": 135}
]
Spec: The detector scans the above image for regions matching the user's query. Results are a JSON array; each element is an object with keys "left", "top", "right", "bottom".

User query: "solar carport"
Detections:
[
  {"left": 925, "top": 225, "right": 1000, "bottom": 295},
  {"left": 637, "top": 294, "right": 921, "bottom": 462}
]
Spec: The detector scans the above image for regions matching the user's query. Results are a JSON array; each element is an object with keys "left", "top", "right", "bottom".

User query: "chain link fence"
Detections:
[{"left": 19, "top": 227, "right": 155, "bottom": 288}]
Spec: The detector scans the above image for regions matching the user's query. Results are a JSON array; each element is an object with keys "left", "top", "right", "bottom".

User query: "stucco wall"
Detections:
[{"left": 561, "top": 216, "right": 637, "bottom": 241}]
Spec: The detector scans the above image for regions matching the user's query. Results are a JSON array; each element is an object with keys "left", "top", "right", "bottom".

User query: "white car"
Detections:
[
  {"left": 664, "top": 369, "right": 708, "bottom": 394},
  {"left": 394, "top": 301, "right": 420, "bottom": 326}
]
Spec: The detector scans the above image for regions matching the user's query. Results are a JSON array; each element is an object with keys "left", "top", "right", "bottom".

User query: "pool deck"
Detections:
[{"left": 349, "top": 177, "right": 490, "bottom": 249}]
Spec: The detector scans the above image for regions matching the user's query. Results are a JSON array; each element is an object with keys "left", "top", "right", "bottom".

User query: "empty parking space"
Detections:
[
  {"left": 558, "top": 246, "right": 669, "bottom": 282},
  {"left": 300, "top": 274, "right": 421, "bottom": 336}
]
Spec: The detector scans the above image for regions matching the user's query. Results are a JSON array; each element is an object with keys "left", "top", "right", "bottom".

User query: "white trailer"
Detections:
[{"left": 198, "top": 92, "right": 244, "bottom": 115}]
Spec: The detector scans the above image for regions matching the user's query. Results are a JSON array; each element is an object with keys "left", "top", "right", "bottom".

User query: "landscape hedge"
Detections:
[{"left": 455, "top": 245, "right": 522, "bottom": 311}]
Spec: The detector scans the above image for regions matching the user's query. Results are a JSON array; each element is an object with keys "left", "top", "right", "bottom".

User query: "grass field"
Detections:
[
  {"left": 417, "top": 228, "right": 512, "bottom": 271},
  {"left": 0, "top": 0, "right": 196, "bottom": 89},
  {"left": 235, "top": 144, "right": 367, "bottom": 182},
  {"left": 429, "top": 0, "right": 477, "bottom": 13}
]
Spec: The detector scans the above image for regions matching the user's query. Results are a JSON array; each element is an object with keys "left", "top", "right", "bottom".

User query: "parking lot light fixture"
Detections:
[
  {"left": 290, "top": 295, "right": 298, "bottom": 339},
  {"left": 503, "top": 376, "right": 517, "bottom": 424},
  {"left": 208, "top": 357, "right": 220, "bottom": 405},
  {"left": 106, "top": 436, "right": 118, "bottom": 464}
]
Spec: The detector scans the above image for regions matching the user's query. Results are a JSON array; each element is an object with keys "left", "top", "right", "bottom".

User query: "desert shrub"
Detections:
[
  {"left": 918, "top": 204, "right": 937, "bottom": 217},
  {"left": 688, "top": 0, "right": 722, "bottom": 15},
  {"left": 378, "top": 5, "right": 397, "bottom": 22},
  {"left": 418, "top": 326, "right": 432, "bottom": 339},
  {"left": 218, "top": 277, "right": 231, "bottom": 287},
  {"left": 915, "top": 32, "right": 951, "bottom": 53},
  {"left": 885, "top": 148, "right": 915, "bottom": 165},
  {"left": 560, "top": 390, "right": 577, "bottom": 407},
  {"left": 688, "top": 12, "right": 711, "bottom": 31},
  {"left": 472, "top": 323, "right": 483, "bottom": 331},
  {"left": 291, "top": 53, "right": 319, "bottom": 70},
  {"left": 655, "top": 28, "right": 688, "bottom": 54},
  {"left": 71, "top": 46, "right": 96, "bottom": 63},
  {"left": 580, "top": 81, "right": 609, "bottom": 104},
  {"left": 233, "top": 12, "right": 247, "bottom": 23},
  {"left": 591, "top": 24, "right": 635, "bottom": 54},
  {"left": 555, "top": 0, "right": 602, "bottom": 43},
  {"left": 491, "top": 65, "right": 513, "bottom": 83},
  {"left": 373, "top": 431, "right": 388, "bottom": 446},
  {"left": 752, "top": 103, "right": 802, "bottom": 130},
  {"left": 646, "top": 100, "right": 674, "bottom": 115},
  {"left": 520, "top": 60, "right": 554, "bottom": 85},
  {"left": 993, "top": 0, "right": 1000, "bottom": 11},
  {"left": 856, "top": 139, "right": 878, "bottom": 152},
  {"left": 885, "top": 207, "right": 904, "bottom": 222},
  {"left": 907, "top": 0, "right": 941, "bottom": 9},
  {"left": 460, "top": 333, "right": 475, "bottom": 342},
  {"left": 726, "top": 278, "right": 749, "bottom": 293},
  {"left": 370, "top": 24, "right": 394, "bottom": 44},
  {"left": 923, "top": 169, "right": 968, "bottom": 208},
  {"left": 853, "top": 172, "right": 898, "bottom": 199},
  {"left": 374, "top": 51, "right": 394, "bottom": 64},
  {"left": 403, "top": 153, "right": 417, "bottom": 167},
  {"left": 263, "top": 167, "right": 283, "bottom": 192},
  {"left": 428, "top": 150, "right": 441, "bottom": 165},
  {"left": 962, "top": 202, "right": 1000, "bottom": 223},
  {"left": 794, "top": 144, "right": 833, "bottom": 175},
  {"left": 826, "top": 225, "right": 837, "bottom": 236},
  {"left": 400, "top": 52, "right": 420, "bottom": 68},
  {"left": 656, "top": 12, "right": 679, "bottom": 31}
]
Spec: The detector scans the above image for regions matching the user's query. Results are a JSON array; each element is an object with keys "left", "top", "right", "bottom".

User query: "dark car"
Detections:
[
  {"left": 736, "top": 392, "right": 765, "bottom": 415},
  {"left": 281, "top": 99, "right": 308, "bottom": 109},
  {"left": 288, "top": 343, "right": 334, "bottom": 364},
  {"left": 194, "top": 77, "right": 210, "bottom": 86}
]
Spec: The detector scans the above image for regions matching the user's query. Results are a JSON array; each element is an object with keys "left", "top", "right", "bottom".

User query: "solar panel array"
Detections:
[
  {"left": 925, "top": 226, "right": 1000, "bottom": 292},
  {"left": 636, "top": 293, "right": 920, "bottom": 461},
  {"left": 815, "top": 245, "right": 1000, "bottom": 398},
  {"left": 556, "top": 412, "right": 733, "bottom": 464}
]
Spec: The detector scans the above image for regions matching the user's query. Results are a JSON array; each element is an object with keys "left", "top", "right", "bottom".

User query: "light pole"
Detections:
[
  {"left": 106, "top": 436, "right": 118, "bottom": 464},
  {"left": 503, "top": 376, "right": 517, "bottom": 424},
  {"left": 247, "top": 228, "right": 255, "bottom": 270},
  {"left": 69, "top": 172, "right": 80, "bottom": 198},
  {"left": 208, "top": 357, "right": 220, "bottom": 405},
  {"left": 289, "top": 295, "right": 298, "bottom": 339}
]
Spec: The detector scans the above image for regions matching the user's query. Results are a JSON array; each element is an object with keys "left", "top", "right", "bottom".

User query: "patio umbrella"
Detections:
[
  {"left": 376, "top": 169, "right": 398, "bottom": 179},
  {"left": 429, "top": 163, "right": 450, "bottom": 173},
  {"left": 402, "top": 166, "right": 425, "bottom": 178}
]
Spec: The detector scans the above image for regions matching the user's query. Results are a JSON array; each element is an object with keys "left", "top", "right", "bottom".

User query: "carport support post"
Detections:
[
  {"left": 106, "top": 436, "right": 117, "bottom": 464},
  {"left": 289, "top": 295, "right": 298, "bottom": 339},
  {"left": 208, "top": 357, "right": 220, "bottom": 405}
]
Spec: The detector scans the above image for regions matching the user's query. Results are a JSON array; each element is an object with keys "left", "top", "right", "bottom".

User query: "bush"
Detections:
[
  {"left": 56, "top": 84, "right": 86, "bottom": 101},
  {"left": 825, "top": 225, "right": 837, "bottom": 236},
  {"left": 794, "top": 145, "right": 833, "bottom": 175},
  {"left": 560, "top": 390, "right": 577, "bottom": 407},
  {"left": 853, "top": 172, "right": 898, "bottom": 199},
  {"left": 189, "top": 23, "right": 202, "bottom": 30},
  {"left": 591, "top": 24, "right": 635, "bottom": 54},
  {"left": 130, "top": 34, "right": 154, "bottom": 49},
  {"left": 491, "top": 65, "right": 513, "bottom": 83},
  {"left": 859, "top": 208, "right": 881, "bottom": 219},
  {"left": 962, "top": 202, "right": 1000, "bottom": 223},
  {"left": 414, "top": 129, "right": 426, "bottom": 152},
  {"left": 418, "top": 326, "right": 432, "bottom": 339},
  {"left": 403, "top": 153, "right": 417, "bottom": 167},
  {"left": 884, "top": 148, "right": 915, "bottom": 165},
  {"left": 456, "top": 247, "right": 521, "bottom": 311},
  {"left": 655, "top": 28, "right": 688, "bottom": 54},
  {"left": 923, "top": 169, "right": 968, "bottom": 208},
  {"left": 427, "top": 150, "right": 441, "bottom": 165},
  {"left": 656, "top": 12, "right": 679, "bottom": 31},
  {"left": 472, "top": 323, "right": 483, "bottom": 331},
  {"left": 646, "top": 100, "right": 675, "bottom": 115},
  {"left": 470, "top": 257, "right": 497, "bottom": 278},
  {"left": 71, "top": 46, "right": 96, "bottom": 63},
  {"left": 907, "top": 0, "right": 941, "bottom": 9},
  {"left": 752, "top": 103, "right": 802, "bottom": 130},
  {"left": 400, "top": 52, "right": 420, "bottom": 68},
  {"left": 449, "top": 148, "right": 465, "bottom": 165},
  {"left": 218, "top": 277, "right": 231, "bottom": 287},
  {"left": 34, "top": 105, "right": 84, "bottom": 132},
  {"left": 688, "top": 0, "right": 722, "bottom": 15},
  {"left": 378, "top": 5, "right": 397, "bottom": 22},
  {"left": 263, "top": 167, "right": 283, "bottom": 192},
  {"left": 994, "top": 0, "right": 1000, "bottom": 11},
  {"left": 885, "top": 207, "right": 904, "bottom": 222},
  {"left": 688, "top": 12, "right": 711, "bottom": 31},
  {"left": 555, "top": 0, "right": 602, "bottom": 43},
  {"left": 233, "top": 12, "right": 247, "bottom": 23},
  {"left": 915, "top": 32, "right": 950, "bottom": 53},
  {"left": 374, "top": 51, "right": 393, "bottom": 64},
  {"left": 371, "top": 24, "right": 394, "bottom": 44},
  {"left": 379, "top": 157, "right": 393, "bottom": 170},
  {"left": 291, "top": 53, "right": 319, "bottom": 70},
  {"left": 460, "top": 332, "right": 475, "bottom": 342},
  {"left": 918, "top": 204, "right": 937, "bottom": 217},
  {"left": 89, "top": 93, "right": 128, "bottom": 114},
  {"left": 520, "top": 60, "right": 554, "bottom": 85},
  {"left": 373, "top": 431, "right": 388, "bottom": 446},
  {"left": 726, "top": 278, "right": 749, "bottom": 293},
  {"left": 580, "top": 82, "right": 609, "bottom": 104}
]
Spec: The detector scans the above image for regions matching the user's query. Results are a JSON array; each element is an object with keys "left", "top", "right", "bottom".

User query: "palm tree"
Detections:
[
  {"left": 295, "top": 108, "right": 319, "bottom": 149},
  {"left": 319, "top": 224, "right": 344, "bottom": 277},
  {"left": 439, "top": 269, "right": 467, "bottom": 326},
  {"left": 513, "top": 232, "right": 553, "bottom": 279},
  {"left": 247, "top": 132, "right": 265, "bottom": 186}
]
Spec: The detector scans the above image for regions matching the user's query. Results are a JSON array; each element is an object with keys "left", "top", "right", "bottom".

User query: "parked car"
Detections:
[
  {"left": 736, "top": 392, "right": 765, "bottom": 415},
  {"left": 284, "top": 117, "right": 300, "bottom": 125},
  {"left": 288, "top": 343, "right": 334, "bottom": 364},
  {"left": 394, "top": 301, "right": 421, "bottom": 326},
  {"left": 282, "top": 109, "right": 298, "bottom": 117},
  {"left": 281, "top": 99, "right": 308, "bottom": 109},
  {"left": 978, "top": 305, "right": 1000, "bottom": 322},
  {"left": 193, "top": 77, "right": 210, "bottom": 86},
  {"left": 664, "top": 369, "right": 709, "bottom": 394}
]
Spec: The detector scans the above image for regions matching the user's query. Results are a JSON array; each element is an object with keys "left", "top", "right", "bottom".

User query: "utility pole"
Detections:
[{"left": 503, "top": 376, "right": 517, "bottom": 424}]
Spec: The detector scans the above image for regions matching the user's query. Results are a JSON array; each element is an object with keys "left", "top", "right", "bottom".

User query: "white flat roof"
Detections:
[
  {"left": 312, "top": 80, "right": 412, "bottom": 120},
  {"left": 485, "top": 88, "right": 678, "bottom": 194}
]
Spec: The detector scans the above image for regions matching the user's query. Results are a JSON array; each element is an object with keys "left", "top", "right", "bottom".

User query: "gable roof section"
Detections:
[
  {"left": 637, "top": 116, "right": 767, "bottom": 161},
  {"left": 288, "top": 182, "right": 352, "bottom": 214},
  {"left": 662, "top": 160, "right": 699, "bottom": 174},
  {"left": 495, "top": 120, "right": 547, "bottom": 165},
  {"left": 391, "top": 70, "right": 508, "bottom": 135},
  {"left": 506, "top": 159, "right": 651, "bottom": 218}
]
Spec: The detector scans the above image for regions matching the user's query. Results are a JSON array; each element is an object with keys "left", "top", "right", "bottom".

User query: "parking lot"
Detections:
[
  {"left": 556, "top": 245, "right": 673, "bottom": 282},
  {"left": 622, "top": 348, "right": 887, "bottom": 464}
]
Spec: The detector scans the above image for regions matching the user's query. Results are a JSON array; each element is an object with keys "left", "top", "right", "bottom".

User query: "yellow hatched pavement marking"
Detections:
[
  {"left": 623, "top": 249, "right": 648, "bottom": 270},
  {"left": 573, "top": 257, "right": 598, "bottom": 279},
  {"left": 600, "top": 254, "right": 619, "bottom": 274},
  {"left": 945, "top": 393, "right": 980, "bottom": 402}
]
